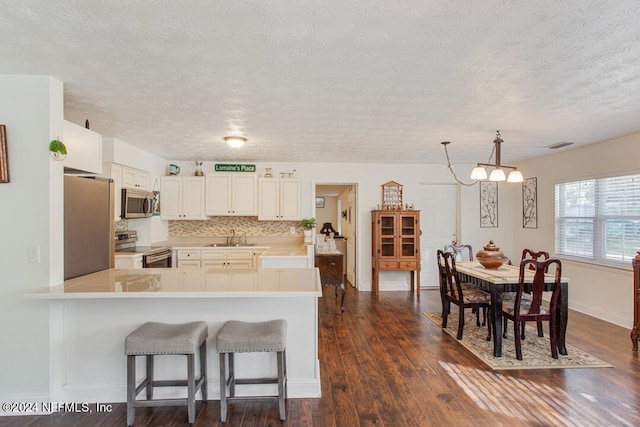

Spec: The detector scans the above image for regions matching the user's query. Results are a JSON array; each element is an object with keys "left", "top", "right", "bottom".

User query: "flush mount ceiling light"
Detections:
[
  {"left": 441, "top": 130, "right": 524, "bottom": 186},
  {"left": 470, "top": 130, "right": 523, "bottom": 183},
  {"left": 224, "top": 136, "right": 247, "bottom": 148}
]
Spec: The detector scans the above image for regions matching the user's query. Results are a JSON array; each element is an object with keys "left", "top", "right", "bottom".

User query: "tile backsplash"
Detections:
[{"left": 169, "top": 217, "right": 302, "bottom": 237}]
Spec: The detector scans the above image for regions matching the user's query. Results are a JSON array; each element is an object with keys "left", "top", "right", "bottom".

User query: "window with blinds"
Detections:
[{"left": 555, "top": 174, "right": 640, "bottom": 266}]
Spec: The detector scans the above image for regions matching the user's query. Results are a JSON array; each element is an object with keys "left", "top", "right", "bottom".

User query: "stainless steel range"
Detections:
[{"left": 114, "top": 231, "right": 173, "bottom": 268}]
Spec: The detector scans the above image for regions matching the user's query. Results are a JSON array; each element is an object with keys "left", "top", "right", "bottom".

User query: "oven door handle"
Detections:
[{"left": 145, "top": 252, "right": 172, "bottom": 264}]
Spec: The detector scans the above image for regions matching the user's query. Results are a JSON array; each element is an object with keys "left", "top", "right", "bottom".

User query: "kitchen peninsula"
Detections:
[{"left": 27, "top": 268, "right": 322, "bottom": 403}]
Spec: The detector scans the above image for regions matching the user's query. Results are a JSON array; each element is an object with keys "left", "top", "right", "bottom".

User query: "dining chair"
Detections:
[
  {"left": 440, "top": 250, "right": 491, "bottom": 340},
  {"left": 501, "top": 258, "right": 562, "bottom": 360},
  {"left": 437, "top": 250, "right": 486, "bottom": 329},
  {"left": 521, "top": 248, "right": 551, "bottom": 338},
  {"left": 444, "top": 242, "right": 473, "bottom": 261}
]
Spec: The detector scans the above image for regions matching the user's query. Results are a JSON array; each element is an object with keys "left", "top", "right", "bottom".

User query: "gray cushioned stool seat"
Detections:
[
  {"left": 216, "top": 320, "right": 287, "bottom": 422},
  {"left": 216, "top": 319, "right": 287, "bottom": 353},
  {"left": 125, "top": 321, "right": 208, "bottom": 355},
  {"left": 125, "top": 321, "right": 208, "bottom": 426}
]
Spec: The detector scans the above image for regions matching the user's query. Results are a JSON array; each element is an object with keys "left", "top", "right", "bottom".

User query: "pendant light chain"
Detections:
[{"left": 442, "top": 141, "right": 477, "bottom": 187}]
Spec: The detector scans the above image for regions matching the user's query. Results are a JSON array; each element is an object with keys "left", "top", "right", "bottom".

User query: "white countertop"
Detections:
[{"left": 26, "top": 267, "right": 322, "bottom": 299}]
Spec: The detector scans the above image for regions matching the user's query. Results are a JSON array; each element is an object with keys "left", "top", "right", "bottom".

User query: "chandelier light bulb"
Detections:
[
  {"left": 507, "top": 170, "right": 524, "bottom": 183},
  {"left": 470, "top": 166, "right": 488, "bottom": 180},
  {"left": 489, "top": 168, "right": 506, "bottom": 181}
]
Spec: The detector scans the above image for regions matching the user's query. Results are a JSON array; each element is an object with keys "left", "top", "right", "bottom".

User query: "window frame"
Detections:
[{"left": 555, "top": 172, "right": 640, "bottom": 269}]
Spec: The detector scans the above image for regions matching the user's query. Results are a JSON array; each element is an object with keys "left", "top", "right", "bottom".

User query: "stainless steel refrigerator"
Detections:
[{"left": 64, "top": 175, "right": 114, "bottom": 279}]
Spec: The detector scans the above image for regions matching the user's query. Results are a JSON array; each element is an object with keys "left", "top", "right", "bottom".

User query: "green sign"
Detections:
[{"left": 214, "top": 164, "right": 256, "bottom": 173}]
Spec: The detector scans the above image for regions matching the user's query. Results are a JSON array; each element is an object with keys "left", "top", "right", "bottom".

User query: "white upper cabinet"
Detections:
[
  {"left": 206, "top": 174, "right": 257, "bottom": 216},
  {"left": 258, "top": 178, "right": 301, "bottom": 220},
  {"left": 121, "top": 167, "right": 149, "bottom": 190},
  {"left": 161, "top": 176, "right": 206, "bottom": 220},
  {"left": 62, "top": 120, "right": 102, "bottom": 174}
]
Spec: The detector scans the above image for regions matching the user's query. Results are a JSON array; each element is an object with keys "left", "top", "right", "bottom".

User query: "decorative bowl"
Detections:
[{"left": 476, "top": 240, "right": 508, "bottom": 269}]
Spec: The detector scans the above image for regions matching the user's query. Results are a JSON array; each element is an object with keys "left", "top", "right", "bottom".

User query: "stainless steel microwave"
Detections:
[{"left": 121, "top": 188, "right": 154, "bottom": 218}]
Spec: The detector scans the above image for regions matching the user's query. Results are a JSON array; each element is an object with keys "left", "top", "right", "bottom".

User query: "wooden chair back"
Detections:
[
  {"left": 441, "top": 251, "right": 464, "bottom": 302},
  {"left": 444, "top": 242, "right": 473, "bottom": 261},
  {"left": 436, "top": 249, "right": 448, "bottom": 293},
  {"left": 521, "top": 248, "right": 550, "bottom": 270},
  {"left": 517, "top": 258, "right": 561, "bottom": 318}
]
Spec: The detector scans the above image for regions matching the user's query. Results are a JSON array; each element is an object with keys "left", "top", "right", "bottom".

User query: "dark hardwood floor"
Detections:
[{"left": 3, "top": 283, "right": 640, "bottom": 426}]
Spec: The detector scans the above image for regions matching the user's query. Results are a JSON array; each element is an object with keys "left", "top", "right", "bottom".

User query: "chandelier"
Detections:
[
  {"left": 441, "top": 130, "right": 523, "bottom": 185},
  {"left": 471, "top": 131, "right": 523, "bottom": 182}
]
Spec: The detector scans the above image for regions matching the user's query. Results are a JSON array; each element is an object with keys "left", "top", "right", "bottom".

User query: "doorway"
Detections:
[
  {"left": 419, "top": 183, "right": 458, "bottom": 289},
  {"left": 315, "top": 184, "right": 358, "bottom": 288}
]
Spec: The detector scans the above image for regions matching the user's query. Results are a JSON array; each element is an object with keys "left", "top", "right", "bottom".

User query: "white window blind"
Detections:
[{"left": 555, "top": 174, "right": 640, "bottom": 266}]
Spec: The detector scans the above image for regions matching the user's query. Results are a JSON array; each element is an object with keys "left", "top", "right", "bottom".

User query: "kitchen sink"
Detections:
[{"left": 207, "top": 243, "right": 256, "bottom": 247}]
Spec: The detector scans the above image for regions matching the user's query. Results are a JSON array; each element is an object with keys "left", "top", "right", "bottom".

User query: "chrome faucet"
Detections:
[{"left": 227, "top": 229, "right": 236, "bottom": 246}]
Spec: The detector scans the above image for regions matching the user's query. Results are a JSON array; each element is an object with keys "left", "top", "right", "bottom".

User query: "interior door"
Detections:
[{"left": 420, "top": 184, "right": 457, "bottom": 288}]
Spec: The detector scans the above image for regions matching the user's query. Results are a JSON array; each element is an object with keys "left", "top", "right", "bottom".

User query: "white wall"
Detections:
[
  {"left": 0, "top": 75, "right": 63, "bottom": 403},
  {"left": 513, "top": 132, "right": 640, "bottom": 328}
]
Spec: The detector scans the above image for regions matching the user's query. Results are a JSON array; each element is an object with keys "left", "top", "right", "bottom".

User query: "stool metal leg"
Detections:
[
  {"left": 277, "top": 351, "right": 286, "bottom": 420},
  {"left": 228, "top": 352, "right": 235, "bottom": 397},
  {"left": 283, "top": 350, "right": 288, "bottom": 399},
  {"left": 200, "top": 341, "right": 208, "bottom": 401},
  {"left": 219, "top": 353, "right": 227, "bottom": 423},
  {"left": 127, "top": 355, "right": 135, "bottom": 427},
  {"left": 187, "top": 354, "right": 195, "bottom": 424},
  {"left": 146, "top": 355, "right": 154, "bottom": 400}
]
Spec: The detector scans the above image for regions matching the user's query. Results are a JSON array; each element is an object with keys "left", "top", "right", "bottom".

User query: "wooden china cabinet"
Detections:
[{"left": 371, "top": 210, "right": 421, "bottom": 296}]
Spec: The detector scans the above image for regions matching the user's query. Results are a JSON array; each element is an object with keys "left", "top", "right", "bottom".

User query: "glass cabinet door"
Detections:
[
  {"left": 399, "top": 214, "right": 417, "bottom": 258},
  {"left": 379, "top": 214, "right": 396, "bottom": 258}
]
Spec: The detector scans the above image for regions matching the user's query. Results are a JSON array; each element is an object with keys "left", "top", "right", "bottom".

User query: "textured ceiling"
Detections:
[{"left": 1, "top": 1, "right": 640, "bottom": 165}]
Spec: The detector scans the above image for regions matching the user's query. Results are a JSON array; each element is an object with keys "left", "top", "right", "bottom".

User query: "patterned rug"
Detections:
[{"left": 424, "top": 312, "right": 613, "bottom": 370}]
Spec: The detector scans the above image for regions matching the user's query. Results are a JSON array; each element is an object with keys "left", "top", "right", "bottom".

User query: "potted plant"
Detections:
[
  {"left": 49, "top": 139, "right": 67, "bottom": 161},
  {"left": 301, "top": 218, "right": 316, "bottom": 243},
  {"left": 301, "top": 218, "right": 317, "bottom": 230}
]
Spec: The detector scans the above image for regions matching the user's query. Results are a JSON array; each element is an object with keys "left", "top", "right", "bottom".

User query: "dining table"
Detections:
[{"left": 453, "top": 260, "right": 570, "bottom": 357}]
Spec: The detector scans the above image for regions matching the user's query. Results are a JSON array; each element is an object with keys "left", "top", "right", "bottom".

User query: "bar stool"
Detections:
[
  {"left": 216, "top": 319, "right": 287, "bottom": 422},
  {"left": 124, "top": 321, "right": 208, "bottom": 426}
]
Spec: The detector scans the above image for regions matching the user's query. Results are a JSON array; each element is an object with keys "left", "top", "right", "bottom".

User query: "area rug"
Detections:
[{"left": 424, "top": 312, "right": 613, "bottom": 370}]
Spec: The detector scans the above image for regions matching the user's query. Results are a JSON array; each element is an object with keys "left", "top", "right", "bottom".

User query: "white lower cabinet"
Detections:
[
  {"left": 176, "top": 248, "right": 259, "bottom": 268},
  {"left": 202, "top": 249, "right": 254, "bottom": 268},
  {"left": 177, "top": 249, "right": 202, "bottom": 268},
  {"left": 115, "top": 254, "right": 143, "bottom": 269}
]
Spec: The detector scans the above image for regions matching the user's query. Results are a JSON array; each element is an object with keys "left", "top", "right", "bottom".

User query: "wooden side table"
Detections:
[{"left": 315, "top": 252, "right": 345, "bottom": 312}]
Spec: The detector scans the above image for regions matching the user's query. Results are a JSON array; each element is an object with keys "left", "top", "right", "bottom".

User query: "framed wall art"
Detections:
[
  {"left": 522, "top": 177, "right": 538, "bottom": 228},
  {"left": 0, "top": 125, "right": 8, "bottom": 183},
  {"left": 315, "top": 197, "right": 325, "bottom": 208},
  {"left": 480, "top": 181, "right": 498, "bottom": 228}
]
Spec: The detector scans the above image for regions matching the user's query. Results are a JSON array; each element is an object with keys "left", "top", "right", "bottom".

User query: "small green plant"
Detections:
[
  {"left": 49, "top": 139, "right": 67, "bottom": 155},
  {"left": 301, "top": 218, "right": 317, "bottom": 229}
]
